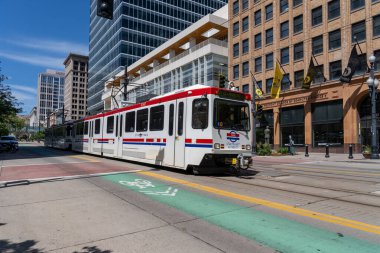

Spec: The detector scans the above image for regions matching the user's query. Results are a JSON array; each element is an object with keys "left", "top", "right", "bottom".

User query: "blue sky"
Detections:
[{"left": 0, "top": 0, "right": 90, "bottom": 114}]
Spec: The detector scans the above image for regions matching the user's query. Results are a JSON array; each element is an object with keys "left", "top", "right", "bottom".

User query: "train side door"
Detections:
[
  {"left": 88, "top": 120, "right": 94, "bottom": 153},
  {"left": 115, "top": 114, "right": 123, "bottom": 157},
  {"left": 165, "top": 103, "right": 176, "bottom": 166},
  {"left": 174, "top": 99, "right": 186, "bottom": 168}
]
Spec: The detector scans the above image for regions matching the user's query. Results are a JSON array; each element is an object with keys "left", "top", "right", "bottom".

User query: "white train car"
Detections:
[
  {"left": 45, "top": 123, "right": 73, "bottom": 150},
  {"left": 67, "top": 85, "right": 252, "bottom": 174}
]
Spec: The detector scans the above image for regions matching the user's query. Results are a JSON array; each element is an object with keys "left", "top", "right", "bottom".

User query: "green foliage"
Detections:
[
  {"left": 277, "top": 147, "right": 288, "bottom": 154},
  {"left": 256, "top": 142, "right": 272, "bottom": 156},
  {"left": 0, "top": 63, "right": 22, "bottom": 119},
  {"left": 32, "top": 131, "right": 45, "bottom": 141},
  {"left": 362, "top": 145, "right": 371, "bottom": 154}
]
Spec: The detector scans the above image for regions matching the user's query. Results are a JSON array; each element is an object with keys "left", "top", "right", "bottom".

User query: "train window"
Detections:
[
  {"left": 192, "top": 98, "right": 209, "bottom": 129},
  {"left": 125, "top": 111, "right": 135, "bottom": 132},
  {"left": 214, "top": 99, "right": 250, "bottom": 131},
  {"left": 107, "top": 116, "right": 114, "bottom": 133},
  {"left": 136, "top": 109, "right": 148, "bottom": 132},
  {"left": 169, "top": 104, "right": 174, "bottom": 136},
  {"left": 94, "top": 119, "right": 101, "bottom": 134},
  {"left": 119, "top": 115, "right": 123, "bottom": 137},
  {"left": 150, "top": 105, "right": 164, "bottom": 131},
  {"left": 178, "top": 102, "right": 184, "bottom": 136},
  {"left": 84, "top": 122, "right": 89, "bottom": 135},
  {"left": 115, "top": 116, "right": 119, "bottom": 136}
]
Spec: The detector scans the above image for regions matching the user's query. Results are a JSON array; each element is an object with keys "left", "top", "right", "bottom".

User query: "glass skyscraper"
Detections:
[{"left": 88, "top": 0, "right": 227, "bottom": 114}]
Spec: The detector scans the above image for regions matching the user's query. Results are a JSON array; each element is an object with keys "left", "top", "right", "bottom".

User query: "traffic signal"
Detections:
[
  {"left": 256, "top": 104, "right": 263, "bottom": 115},
  {"left": 97, "top": 0, "right": 113, "bottom": 20},
  {"left": 219, "top": 75, "right": 226, "bottom": 88}
]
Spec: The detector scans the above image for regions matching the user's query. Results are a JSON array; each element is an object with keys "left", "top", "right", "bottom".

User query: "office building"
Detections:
[
  {"left": 230, "top": 0, "right": 380, "bottom": 153},
  {"left": 88, "top": 0, "right": 228, "bottom": 114},
  {"left": 36, "top": 70, "right": 65, "bottom": 127},
  {"left": 102, "top": 5, "right": 228, "bottom": 110},
  {"left": 63, "top": 53, "right": 89, "bottom": 121}
]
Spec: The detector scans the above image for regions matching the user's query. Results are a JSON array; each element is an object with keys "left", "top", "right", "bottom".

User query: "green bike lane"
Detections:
[{"left": 103, "top": 172, "right": 380, "bottom": 253}]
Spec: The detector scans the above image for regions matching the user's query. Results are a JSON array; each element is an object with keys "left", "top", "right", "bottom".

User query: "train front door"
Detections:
[{"left": 165, "top": 99, "right": 186, "bottom": 168}]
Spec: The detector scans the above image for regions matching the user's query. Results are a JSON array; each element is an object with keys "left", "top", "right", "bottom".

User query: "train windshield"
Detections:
[{"left": 214, "top": 99, "right": 250, "bottom": 131}]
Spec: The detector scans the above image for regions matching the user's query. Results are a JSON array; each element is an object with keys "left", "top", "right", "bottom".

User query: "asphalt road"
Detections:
[{"left": 0, "top": 143, "right": 380, "bottom": 253}]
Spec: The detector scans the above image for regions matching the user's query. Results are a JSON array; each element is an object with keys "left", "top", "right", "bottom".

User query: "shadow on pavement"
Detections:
[
  {"left": 0, "top": 144, "right": 76, "bottom": 161},
  {"left": 73, "top": 246, "right": 112, "bottom": 253},
  {"left": 0, "top": 239, "right": 44, "bottom": 253}
]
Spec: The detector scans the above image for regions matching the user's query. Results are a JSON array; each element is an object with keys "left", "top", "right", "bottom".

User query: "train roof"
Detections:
[{"left": 81, "top": 85, "right": 251, "bottom": 121}]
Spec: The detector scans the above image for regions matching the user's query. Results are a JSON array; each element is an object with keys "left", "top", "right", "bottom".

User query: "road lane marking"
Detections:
[
  {"left": 139, "top": 171, "right": 380, "bottom": 235},
  {"left": 1, "top": 161, "right": 99, "bottom": 168},
  {"left": 104, "top": 173, "right": 380, "bottom": 253},
  {"left": 69, "top": 155, "right": 100, "bottom": 163}
]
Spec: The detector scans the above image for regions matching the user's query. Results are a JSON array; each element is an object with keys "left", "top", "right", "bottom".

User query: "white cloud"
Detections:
[
  {"left": 2, "top": 37, "right": 88, "bottom": 55},
  {"left": 7, "top": 84, "right": 37, "bottom": 95},
  {"left": 0, "top": 51, "right": 64, "bottom": 69}
]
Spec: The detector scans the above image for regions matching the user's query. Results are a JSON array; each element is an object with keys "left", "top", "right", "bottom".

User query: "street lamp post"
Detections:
[{"left": 367, "top": 54, "right": 379, "bottom": 159}]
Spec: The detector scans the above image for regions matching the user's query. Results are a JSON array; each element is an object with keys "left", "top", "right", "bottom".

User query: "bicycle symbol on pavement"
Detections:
[
  {"left": 118, "top": 178, "right": 178, "bottom": 197},
  {"left": 119, "top": 179, "right": 155, "bottom": 189}
]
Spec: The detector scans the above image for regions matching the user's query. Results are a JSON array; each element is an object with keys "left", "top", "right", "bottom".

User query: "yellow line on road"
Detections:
[
  {"left": 139, "top": 171, "right": 380, "bottom": 235},
  {"left": 69, "top": 155, "right": 100, "bottom": 163},
  {"left": 276, "top": 165, "right": 380, "bottom": 177}
]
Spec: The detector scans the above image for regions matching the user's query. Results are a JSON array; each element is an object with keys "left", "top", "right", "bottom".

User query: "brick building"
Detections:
[{"left": 229, "top": 0, "right": 380, "bottom": 153}]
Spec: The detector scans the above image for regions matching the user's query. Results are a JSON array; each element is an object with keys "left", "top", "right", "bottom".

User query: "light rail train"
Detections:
[{"left": 45, "top": 85, "right": 253, "bottom": 174}]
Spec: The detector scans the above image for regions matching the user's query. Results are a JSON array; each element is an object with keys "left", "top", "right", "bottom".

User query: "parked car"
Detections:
[{"left": 0, "top": 136, "right": 19, "bottom": 152}]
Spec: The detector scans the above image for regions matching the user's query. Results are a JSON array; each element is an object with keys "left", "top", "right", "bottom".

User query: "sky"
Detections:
[{"left": 0, "top": 0, "right": 90, "bottom": 114}]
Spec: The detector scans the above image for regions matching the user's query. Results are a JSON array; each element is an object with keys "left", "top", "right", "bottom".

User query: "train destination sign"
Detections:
[{"left": 218, "top": 90, "right": 245, "bottom": 101}]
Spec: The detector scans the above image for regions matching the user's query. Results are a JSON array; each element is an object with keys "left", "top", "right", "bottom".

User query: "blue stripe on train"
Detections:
[
  {"left": 123, "top": 142, "right": 166, "bottom": 146},
  {"left": 185, "top": 144, "right": 213, "bottom": 148}
]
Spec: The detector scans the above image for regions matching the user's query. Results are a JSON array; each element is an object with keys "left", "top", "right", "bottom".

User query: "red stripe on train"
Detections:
[
  {"left": 196, "top": 139, "right": 213, "bottom": 144},
  {"left": 123, "top": 138, "right": 144, "bottom": 142},
  {"left": 146, "top": 138, "right": 154, "bottom": 142},
  {"left": 185, "top": 139, "right": 192, "bottom": 143}
]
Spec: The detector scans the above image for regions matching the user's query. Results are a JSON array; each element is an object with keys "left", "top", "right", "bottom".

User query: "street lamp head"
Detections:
[
  {"left": 367, "top": 77, "right": 374, "bottom": 87},
  {"left": 374, "top": 78, "right": 379, "bottom": 88},
  {"left": 369, "top": 54, "right": 376, "bottom": 64}
]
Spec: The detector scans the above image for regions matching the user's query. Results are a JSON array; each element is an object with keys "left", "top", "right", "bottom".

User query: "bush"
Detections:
[
  {"left": 362, "top": 145, "right": 371, "bottom": 154},
  {"left": 257, "top": 143, "right": 272, "bottom": 156},
  {"left": 277, "top": 147, "right": 288, "bottom": 154}
]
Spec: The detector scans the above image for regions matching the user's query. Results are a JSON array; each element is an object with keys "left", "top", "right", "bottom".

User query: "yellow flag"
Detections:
[{"left": 271, "top": 62, "right": 283, "bottom": 99}]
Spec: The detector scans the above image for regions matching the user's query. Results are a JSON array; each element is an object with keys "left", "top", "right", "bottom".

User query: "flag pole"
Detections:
[
  {"left": 250, "top": 71, "right": 257, "bottom": 155},
  {"left": 354, "top": 36, "right": 369, "bottom": 86}
]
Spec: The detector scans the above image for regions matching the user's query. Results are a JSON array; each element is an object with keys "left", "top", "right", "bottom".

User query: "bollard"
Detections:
[
  {"left": 348, "top": 144, "right": 353, "bottom": 159},
  {"left": 305, "top": 145, "right": 309, "bottom": 157},
  {"left": 325, "top": 144, "right": 330, "bottom": 158}
]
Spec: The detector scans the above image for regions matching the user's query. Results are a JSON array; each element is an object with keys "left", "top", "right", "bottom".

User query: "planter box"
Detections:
[{"left": 363, "top": 153, "right": 371, "bottom": 159}]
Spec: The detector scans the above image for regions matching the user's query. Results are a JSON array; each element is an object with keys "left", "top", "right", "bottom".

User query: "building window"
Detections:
[
  {"left": 265, "top": 4, "right": 273, "bottom": 20},
  {"left": 312, "top": 6, "right": 323, "bottom": 26},
  {"left": 242, "top": 61, "right": 249, "bottom": 77},
  {"left": 266, "top": 53, "right": 274, "bottom": 69},
  {"left": 293, "top": 0, "right": 302, "bottom": 7},
  {"left": 242, "top": 16, "right": 249, "bottom": 32},
  {"left": 255, "top": 57, "right": 262, "bottom": 72},
  {"left": 355, "top": 54, "right": 367, "bottom": 75},
  {"left": 280, "top": 0, "right": 288, "bottom": 13},
  {"left": 375, "top": 50, "right": 380, "bottom": 71},
  {"left": 233, "top": 0, "right": 239, "bottom": 15},
  {"left": 280, "top": 106, "right": 305, "bottom": 146},
  {"left": 233, "top": 65, "right": 239, "bottom": 79},
  {"left": 294, "top": 70, "right": 304, "bottom": 88},
  {"left": 312, "top": 35, "right": 323, "bottom": 55},
  {"left": 233, "top": 43, "right": 239, "bottom": 57},
  {"left": 293, "top": 15, "right": 303, "bottom": 33},
  {"left": 266, "top": 28, "right": 273, "bottom": 45},
  {"left": 329, "top": 60, "right": 342, "bottom": 80},
  {"left": 254, "top": 10, "right": 261, "bottom": 26},
  {"left": 242, "top": 0, "right": 249, "bottom": 10},
  {"left": 242, "top": 84, "right": 249, "bottom": 93},
  {"left": 192, "top": 98, "right": 209, "bottom": 129},
  {"left": 150, "top": 105, "right": 164, "bottom": 131},
  {"left": 352, "top": 20, "right": 366, "bottom": 42},
  {"left": 281, "top": 47, "right": 289, "bottom": 64},
  {"left": 313, "top": 65, "right": 325, "bottom": 84},
  {"left": 329, "top": 29, "right": 341, "bottom": 50},
  {"left": 351, "top": 0, "right": 365, "bottom": 11},
  {"left": 294, "top": 42, "right": 304, "bottom": 61},
  {"left": 233, "top": 22, "right": 239, "bottom": 36},
  {"left": 255, "top": 33, "right": 262, "bottom": 49},
  {"left": 266, "top": 78, "right": 273, "bottom": 93},
  {"left": 281, "top": 74, "right": 291, "bottom": 91},
  {"left": 373, "top": 15, "right": 380, "bottom": 37},
  {"left": 242, "top": 39, "right": 249, "bottom": 54},
  {"left": 328, "top": 0, "right": 340, "bottom": 20},
  {"left": 312, "top": 100, "right": 343, "bottom": 147},
  {"left": 280, "top": 21, "right": 289, "bottom": 38}
]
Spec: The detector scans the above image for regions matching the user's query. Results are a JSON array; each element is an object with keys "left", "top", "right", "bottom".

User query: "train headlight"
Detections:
[
  {"left": 246, "top": 145, "right": 251, "bottom": 150},
  {"left": 214, "top": 143, "right": 220, "bottom": 149}
]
